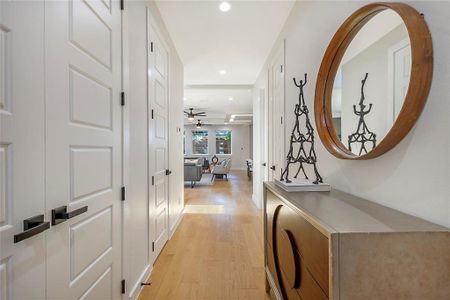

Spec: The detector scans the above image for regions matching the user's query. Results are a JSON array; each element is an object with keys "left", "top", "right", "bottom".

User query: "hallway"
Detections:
[{"left": 139, "top": 171, "right": 268, "bottom": 300}]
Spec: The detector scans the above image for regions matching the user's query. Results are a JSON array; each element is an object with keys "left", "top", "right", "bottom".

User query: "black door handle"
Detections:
[
  {"left": 166, "top": 169, "right": 172, "bottom": 176},
  {"left": 262, "top": 163, "right": 267, "bottom": 167},
  {"left": 51, "top": 205, "right": 88, "bottom": 226},
  {"left": 270, "top": 165, "right": 276, "bottom": 170},
  {"left": 14, "top": 214, "right": 50, "bottom": 243}
]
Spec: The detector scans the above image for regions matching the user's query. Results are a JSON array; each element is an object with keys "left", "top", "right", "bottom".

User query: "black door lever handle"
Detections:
[
  {"left": 270, "top": 165, "right": 276, "bottom": 170},
  {"left": 14, "top": 214, "right": 50, "bottom": 243},
  {"left": 51, "top": 205, "right": 88, "bottom": 226},
  {"left": 166, "top": 169, "right": 172, "bottom": 176}
]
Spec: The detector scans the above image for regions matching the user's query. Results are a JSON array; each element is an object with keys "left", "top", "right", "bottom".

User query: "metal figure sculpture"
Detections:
[
  {"left": 348, "top": 73, "right": 377, "bottom": 155},
  {"left": 280, "top": 73, "right": 323, "bottom": 184}
]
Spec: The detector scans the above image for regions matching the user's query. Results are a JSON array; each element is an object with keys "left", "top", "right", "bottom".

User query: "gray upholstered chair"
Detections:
[
  {"left": 184, "top": 158, "right": 203, "bottom": 188},
  {"left": 211, "top": 158, "right": 232, "bottom": 181}
]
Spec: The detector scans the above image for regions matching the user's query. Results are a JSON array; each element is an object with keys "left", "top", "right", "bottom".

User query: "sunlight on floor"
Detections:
[{"left": 184, "top": 204, "right": 225, "bottom": 214}]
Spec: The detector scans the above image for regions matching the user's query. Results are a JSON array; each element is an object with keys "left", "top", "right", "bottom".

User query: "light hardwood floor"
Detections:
[{"left": 139, "top": 170, "right": 269, "bottom": 300}]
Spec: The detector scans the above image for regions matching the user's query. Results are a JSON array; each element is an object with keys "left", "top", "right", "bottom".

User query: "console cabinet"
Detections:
[{"left": 264, "top": 182, "right": 450, "bottom": 300}]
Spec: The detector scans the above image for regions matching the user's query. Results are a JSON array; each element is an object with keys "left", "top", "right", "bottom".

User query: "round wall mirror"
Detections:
[{"left": 315, "top": 3, "right": 433, "bottom": 159}]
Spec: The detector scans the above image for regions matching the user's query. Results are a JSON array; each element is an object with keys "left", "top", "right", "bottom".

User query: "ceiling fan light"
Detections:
[{"left": 188, "top": 116, "right": 195, "bottom": 121}]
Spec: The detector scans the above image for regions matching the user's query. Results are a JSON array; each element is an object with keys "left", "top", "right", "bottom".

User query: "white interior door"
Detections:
[
  {"left": 388, "top": 38, "right": 411, "bottom": 126},
  {"left": 44, "top": 1, "right": 122, "bottom": 299},
  {"left": 268, "top": 44, "right": 285, "bottom": 181},
  {"left": 260, "top": 88, "right": 268, "bottom": 182},
  {"left": 0, "top": 2, "right": 47, "bottom": 299},
  {"left": 148, "top": 10, "right": 170, "bottom": 259}
]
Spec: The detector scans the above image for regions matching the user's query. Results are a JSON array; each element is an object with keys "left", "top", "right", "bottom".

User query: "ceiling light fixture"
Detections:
[
  {"left": 219, "top": 70, "right": 227, "bottom": 75},
  {"left": 196, "top": 120, "right": 202, "bottom": 129},
  {"left": 228, "top": 97, "right": 233, "bottom": 101},
  {"left": 219, "top": 2, "right": 231, "bottom": 12},
  {"left": 183, "top": 97, "right": 187, "bottom": 101}
]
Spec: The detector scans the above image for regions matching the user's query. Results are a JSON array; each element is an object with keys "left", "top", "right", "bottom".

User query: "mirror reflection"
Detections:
[{"left": 331, "top": 10, "right": 411, "bottom": 155}]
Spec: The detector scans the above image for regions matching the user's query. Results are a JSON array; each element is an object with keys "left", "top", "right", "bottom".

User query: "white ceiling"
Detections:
[
  {"left": 156, "top": 0, "right": 295, "bottom": 85},
  {"left": 183, "top": 86, "right": 253, "bottom": 124}
]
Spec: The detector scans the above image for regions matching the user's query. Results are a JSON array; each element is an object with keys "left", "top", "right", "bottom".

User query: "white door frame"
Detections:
[{"left": 121, "top": 4, "right": 172, "bottom": 299}]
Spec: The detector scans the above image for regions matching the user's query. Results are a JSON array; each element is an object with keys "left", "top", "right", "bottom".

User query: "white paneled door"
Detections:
[
  {"left": 45, "top": 1, "right": 122, "bottom": 299},
  {"left": 268, "top": 43, "right": 285, "bottom": 181},
  {"left": 388, "top": 38, "right": 411, "bottom": 126},
  {"left": 148, "top": 10, "right": 170, "bottom": 259},
  {"left": 0, "top": 1, "right": 47, "bottom": 299}
]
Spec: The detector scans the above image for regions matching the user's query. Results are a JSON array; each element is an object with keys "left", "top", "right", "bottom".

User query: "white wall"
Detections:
[
  {"left": 254, "top": 1, "right": 450, "bottom": 228},
  {"left": 184, "top": 124, "right": 251, "bottom": 170}
]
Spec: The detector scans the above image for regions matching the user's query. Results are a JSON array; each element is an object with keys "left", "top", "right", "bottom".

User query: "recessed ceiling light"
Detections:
[
  {"left": 183, "top": 97, "right": 187, "bottom": 101},
  {"left": 219, "top": 2, "right": 231, "bottom": 12},
  {"left": 228, "top": 97, "right": 233, "bottom": 101},
  {"left": 219, "top": 70, "right": 227, "bottom": 75}
]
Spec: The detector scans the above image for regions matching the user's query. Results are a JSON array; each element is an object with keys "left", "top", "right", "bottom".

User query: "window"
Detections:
[
  {"left": 216, "top": 130, "right": 232, "bottom": 154},
  {"left": 192, "top": 130, "right": 208, "bottom": 154}
]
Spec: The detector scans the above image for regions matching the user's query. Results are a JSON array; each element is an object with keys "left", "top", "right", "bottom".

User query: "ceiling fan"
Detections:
[
  {"left": 184, "top": 108, "right": 206, "bottom": 121},
  {"left": 194, "top": 119, "right": 213, "bottom": 129}
]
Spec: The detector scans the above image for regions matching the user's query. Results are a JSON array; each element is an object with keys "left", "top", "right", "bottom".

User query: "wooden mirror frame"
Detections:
[{"left": 314, "top": 2, "right": 433, "bottom": 160}]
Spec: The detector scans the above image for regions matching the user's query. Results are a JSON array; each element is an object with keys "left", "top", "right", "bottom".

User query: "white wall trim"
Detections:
[
  {"left": 129, "top": 265, "right": 152, "bottom": 300},
  {"left": 170, "top": 207, "right": 185, "bottom": 238},
  {"left": 252, "top": 193, "right": 261, "bottom": 209}
]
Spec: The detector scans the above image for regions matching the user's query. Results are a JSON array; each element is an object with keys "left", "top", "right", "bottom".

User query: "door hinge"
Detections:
[
  {"left": 151, "top": 176, "right": 154, "bottom": 186},
  {"left": 121, "top": 91, "right": 125, "bottom": 106},
  {"left": 120, "top": 0, "right": 124, "bottom": 10},
  {"left": 121, "top": 186, "right": 126, "bottom": 201},
  {"left": 152, "top": 242, "right": 155, "bottom": 252},
  {"left": 151, "top": 109, "right": 154, "bottom": 119},
  {"left": 121, "top": 279, "right": 126, "bottom": 294},
  {"left": 281, "top": 65, "right": 283, "bottom": 72},
  {"left": 150, "top": 42, "right": 153, "bottom": 53},
  {"left": 281, "top": 116, "right": 283, "bottom": 124}
]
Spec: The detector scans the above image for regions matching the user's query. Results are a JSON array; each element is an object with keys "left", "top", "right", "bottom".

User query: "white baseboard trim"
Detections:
[
  {"left": 170, "top": 207, "right": 184, "bottom": 238},
  {"left": 132, "top": 209, "right": 183, "bottom": 299},
  {"left": 129, "top": 264, "right": 153, "bottom": 300},
  {"left": 252, "top": 193, "right": 262, "bottom": 209}
]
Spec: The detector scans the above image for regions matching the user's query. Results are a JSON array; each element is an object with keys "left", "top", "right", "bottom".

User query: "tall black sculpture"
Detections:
[
  {"left": 348, "top": 73, "right": 376, "bottom": 155},
  {"left": 280, "top": 74, "right": 323, "bottom": 184}
]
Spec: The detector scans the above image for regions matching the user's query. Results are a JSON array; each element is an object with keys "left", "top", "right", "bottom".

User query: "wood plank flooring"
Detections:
[{"left": 139, "top": 171, "right": 269, "bottom": 300}]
